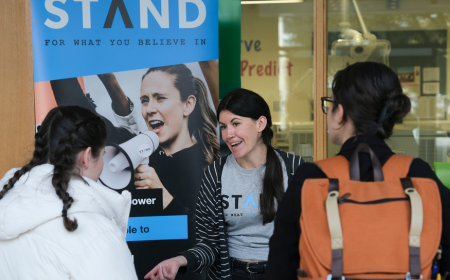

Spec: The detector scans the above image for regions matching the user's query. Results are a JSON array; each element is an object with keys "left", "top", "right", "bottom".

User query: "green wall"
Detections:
[{"left": 219, "top": 0, "right": 241, "bottom": 98}]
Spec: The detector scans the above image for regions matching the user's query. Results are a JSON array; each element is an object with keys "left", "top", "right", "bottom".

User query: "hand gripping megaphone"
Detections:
[{"left": 99, "top": 131, "right": 159, "bottom": 190}]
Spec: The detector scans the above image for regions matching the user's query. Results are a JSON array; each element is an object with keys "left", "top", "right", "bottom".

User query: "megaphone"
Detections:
[{"left": 99, "top": 131, "right": 159, "bottom": 190}]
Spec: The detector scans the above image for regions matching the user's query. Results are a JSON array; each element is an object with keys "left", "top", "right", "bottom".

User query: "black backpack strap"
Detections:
[
  {"left": 274, "top": 149, "right": 304, "bottom": 183},
  {"left": 217, "top": 154, "right": 230, "bottom": 184}
]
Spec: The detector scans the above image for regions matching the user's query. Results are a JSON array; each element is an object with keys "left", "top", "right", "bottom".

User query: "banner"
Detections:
[{"left": 31, "top": 1, "right": 219, "bottom": 278}]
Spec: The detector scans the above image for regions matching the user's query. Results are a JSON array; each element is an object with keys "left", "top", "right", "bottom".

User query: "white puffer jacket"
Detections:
[{"left": 0, "top": 164, "right": 138, "bottom": 280}]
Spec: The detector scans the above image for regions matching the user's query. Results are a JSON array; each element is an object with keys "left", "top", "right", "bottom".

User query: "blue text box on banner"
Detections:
[
  {"left": 30, "top": 0, "right": 218, "bottom": 82},
  {"left": 126, "top": 215, "right": 188, "bottom": 242}
]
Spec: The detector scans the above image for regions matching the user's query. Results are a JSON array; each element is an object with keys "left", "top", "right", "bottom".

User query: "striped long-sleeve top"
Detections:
[{"left": 179, "top": 150, "right": 304, "bottom": 279}]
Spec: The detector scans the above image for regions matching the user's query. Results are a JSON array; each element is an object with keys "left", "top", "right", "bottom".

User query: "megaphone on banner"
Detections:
[{"left": 99, "top": 131, "right": 159, "bottom": 190}]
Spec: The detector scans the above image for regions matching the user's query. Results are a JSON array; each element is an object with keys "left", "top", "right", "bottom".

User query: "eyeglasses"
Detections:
[{"left": 321, "top": 97, "right": 334, "bottom": 114}]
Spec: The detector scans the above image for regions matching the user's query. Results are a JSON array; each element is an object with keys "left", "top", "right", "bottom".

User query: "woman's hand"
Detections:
[
  {"left": 144, "top": 256, "right": 187, "bottom": 280},
  {"left": 135, "top": 164, "right": 173, "bottom": 209}
]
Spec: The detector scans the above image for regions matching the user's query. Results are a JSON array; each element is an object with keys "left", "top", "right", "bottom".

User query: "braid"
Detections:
[
  {"left": 0, "top": 165, "right": 33, "bottom": 199},
  {"left": 0, "top": 112, "right": 54, "bottom": 200},
  {"left": 47, "top": 108, "right": 105, "bottom": 232},
  {"left": 49, "top": 122, "right": 81, "bottom": 232},
  {"left": 52, "top": 165, "right": 77, "bottom": 232},
  {"left": 1, "top": 106, "right": 106, "bottom": 233}
]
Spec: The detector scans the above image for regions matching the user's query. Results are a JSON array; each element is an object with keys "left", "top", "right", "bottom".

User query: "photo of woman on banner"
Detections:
[
  {"left": 100, "top": 62, "right": 220, "bottom": 211},
  {"left": 49, "top": 61, "right": 220, "bottom": 279}
]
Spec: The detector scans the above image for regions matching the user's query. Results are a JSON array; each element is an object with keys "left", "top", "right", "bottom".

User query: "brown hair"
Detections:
[{"left": 332, "top": 62, "right": 411, "bottom": 139}]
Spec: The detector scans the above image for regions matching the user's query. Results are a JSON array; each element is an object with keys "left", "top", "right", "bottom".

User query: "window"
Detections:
[
  {"left": 327, "top": 0, "right": 450, "bottom": 168},
  {"left": 241, "top": 0, "right": 315, "bottom": 161}
]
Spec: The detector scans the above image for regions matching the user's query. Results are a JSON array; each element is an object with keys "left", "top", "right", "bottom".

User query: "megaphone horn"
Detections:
[{"left": 99, "top": 131, "right": 159, "bottom": 190}]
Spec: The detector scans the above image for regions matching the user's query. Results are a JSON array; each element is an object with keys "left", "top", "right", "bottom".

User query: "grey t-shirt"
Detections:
[{"left": 221, "top": 153, "right": 288, "bottom": 261}]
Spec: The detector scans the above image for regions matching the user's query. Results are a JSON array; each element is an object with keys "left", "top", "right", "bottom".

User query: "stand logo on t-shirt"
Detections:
[{"left": 222, "top": 194, "right": 260, "bottom": 217}]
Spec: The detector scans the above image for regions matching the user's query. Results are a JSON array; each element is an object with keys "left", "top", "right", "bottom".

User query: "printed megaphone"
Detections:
[{"left": 99, "top": 131, "right": 159, "bottom": 190}]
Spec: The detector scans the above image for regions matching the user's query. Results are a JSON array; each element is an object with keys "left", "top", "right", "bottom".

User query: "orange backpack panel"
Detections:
[{"left": 298, "top": 150, "right": 442, "bottom": 280}]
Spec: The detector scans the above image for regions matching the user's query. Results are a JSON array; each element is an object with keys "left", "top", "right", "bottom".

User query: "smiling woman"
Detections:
[
  {"left": 219, "top": 110, "right": 267, "bottom": 163},
  {"left": 145, "top": 88, "right": 305, "bottom": 280}
]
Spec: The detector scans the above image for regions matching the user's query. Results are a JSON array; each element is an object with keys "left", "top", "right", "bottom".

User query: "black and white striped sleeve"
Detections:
[{"left": 180, "top": 160, "right": 221, "bottom": 274}]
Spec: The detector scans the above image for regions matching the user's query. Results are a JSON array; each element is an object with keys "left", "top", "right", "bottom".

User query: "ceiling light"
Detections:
[{"left": 241, "top": 0, "right": 303, "bottom": 4}]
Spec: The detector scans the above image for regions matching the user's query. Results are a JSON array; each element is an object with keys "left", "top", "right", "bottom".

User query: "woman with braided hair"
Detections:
[{"left": 0, "top": 106, "right": 137, "bottom": 280}]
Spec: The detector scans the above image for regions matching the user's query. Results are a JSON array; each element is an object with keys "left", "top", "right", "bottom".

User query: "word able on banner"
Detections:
[{"left": 126, "top": 215, "right": 188, "bottom": 242}]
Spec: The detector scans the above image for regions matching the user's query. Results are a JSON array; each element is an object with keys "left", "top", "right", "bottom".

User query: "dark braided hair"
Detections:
[
  {"left": 217, "top": 88, "right": 282, "bottom": 225},
  {"left": 0, "top": 106, "right": 107, "bottom": 232}
]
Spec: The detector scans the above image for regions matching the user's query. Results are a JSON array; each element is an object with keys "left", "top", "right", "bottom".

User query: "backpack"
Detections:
[{"left": 298, "top": 143, "right": 442, "bottom": 280}]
